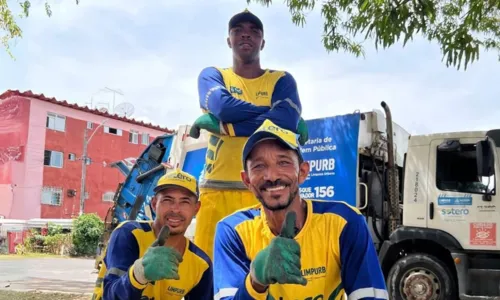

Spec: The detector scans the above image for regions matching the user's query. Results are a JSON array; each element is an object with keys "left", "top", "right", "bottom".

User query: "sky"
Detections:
[{"left": 1, "top": 0, "right": 499, "bottom": 136}]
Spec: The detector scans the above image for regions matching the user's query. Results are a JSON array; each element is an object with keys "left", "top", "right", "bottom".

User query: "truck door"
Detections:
[{"left": 427, "top": 137, "right": 499, "bottom": 251}]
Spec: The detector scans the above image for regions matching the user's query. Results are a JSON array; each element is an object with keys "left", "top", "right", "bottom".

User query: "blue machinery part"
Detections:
[{"left": 109, "top": 133, "right": 176, "bottom": 225}]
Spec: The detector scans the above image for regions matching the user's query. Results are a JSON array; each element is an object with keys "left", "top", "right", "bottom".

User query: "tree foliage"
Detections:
[
  {"left": 0, "top": 0, "right": 79, "bottom": 58},
  {"left": 72, "top": 213, "right": 104, "bottom": 257},
  {"left": 249, "top": 0, "right": 500, "bottom": 70}
]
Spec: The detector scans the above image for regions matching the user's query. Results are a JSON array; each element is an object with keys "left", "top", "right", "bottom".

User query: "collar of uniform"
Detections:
[
  {"left": 260, "top": 199, "right": 313, "bottom": 240},
  {"left": 229, "top": 68, "right": 270, "bottom": 81}
]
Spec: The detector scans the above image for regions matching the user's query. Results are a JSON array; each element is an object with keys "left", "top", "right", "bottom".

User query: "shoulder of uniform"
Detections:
[
  {"left": 309, "top": 199, "right": 362, "bottom": 221},
  {"left": 187, "top": 240, "right": 212, "bottom": 268},
  {"left": 267, "top": 69, "right": 293, "bottom": 77},
  {"left": 199, "top": 66, "right": 223, "bottom": 76},
  {"left": 218, "top": 204, "right": 261, "bottom": 229},
  {"left": 114, "top": 220, "right": 153, "bottom": 233}
]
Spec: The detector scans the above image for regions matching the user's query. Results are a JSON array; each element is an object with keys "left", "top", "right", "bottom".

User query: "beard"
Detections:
[{"left": 255, "top": 179, "right": 299, "bottom": 211}]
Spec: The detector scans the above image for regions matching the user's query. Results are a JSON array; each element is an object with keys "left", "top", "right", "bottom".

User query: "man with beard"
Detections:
[
  {"left": 92, "top": 169, "right": 213, "bottom": 300},
  {"left": 212, "top": 120, "right": 388, "bottom": 300},
  {"left": 188, "top": 9, "right": 309, "bottom": 261}
]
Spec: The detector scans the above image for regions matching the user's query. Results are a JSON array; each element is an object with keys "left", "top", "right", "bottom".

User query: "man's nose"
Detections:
[
  {"left": 169, "top": 201, "right": 181, "bottom": 212},
  {"left": 263, "top": 166, "right": 280, "bottom": 182},
  {"left": 240, "top": 30, "right": 251, "bottom": 38}
]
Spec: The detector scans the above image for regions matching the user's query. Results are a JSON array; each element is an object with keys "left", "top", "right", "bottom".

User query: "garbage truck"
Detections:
[{"left": 96, "top": 101, "right": 500, "bottom": 299}]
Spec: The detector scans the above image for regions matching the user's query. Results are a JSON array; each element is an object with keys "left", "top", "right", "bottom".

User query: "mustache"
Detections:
[
  {"left": 259, "top": 179, "right": 290, "bottom": 190},
  {"left": 164, "top": 212, "right": 185, "bottom": 221}
]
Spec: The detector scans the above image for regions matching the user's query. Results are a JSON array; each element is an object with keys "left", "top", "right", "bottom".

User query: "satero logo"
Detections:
[
  {"left": 440, "top": 208, "right": 469, "bottom": 216},
  {"left": 169, "top": 172, "right": 192, "bottom": 182},
  {"left": 265, "top": 125, "right": 293, "bottom": 138}
]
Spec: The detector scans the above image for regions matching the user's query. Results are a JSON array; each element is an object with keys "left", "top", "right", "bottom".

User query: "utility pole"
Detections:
[
  {"left": 79, "top": 119, "right": 109, "bottom": 216},
  {"left": 79, "top": 128, "right": 88, "bottom": 216}
]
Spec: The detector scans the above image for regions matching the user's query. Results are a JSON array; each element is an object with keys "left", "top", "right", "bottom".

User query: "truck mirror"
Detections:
[
  {"left": 476, "top": 139, "right": 494, "bottom": 177},
  {"left": 437, "top": 139, "right": 461, "bottom": 152}
]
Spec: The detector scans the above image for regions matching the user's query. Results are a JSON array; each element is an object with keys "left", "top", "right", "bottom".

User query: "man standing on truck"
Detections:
[
  {"left": 92, "top": 169, "right": 213, "bottom": 300},
  {"left": 212, "top": 119, "right": 388, "bottom": 300},
  {"left": 189, "top": 8, "right": 308, "bottom": 260}
]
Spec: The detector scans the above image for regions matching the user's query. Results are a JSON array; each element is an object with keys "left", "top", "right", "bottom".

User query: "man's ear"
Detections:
[
  {"left": 151, "top": 195, "right": 158, "bottom": 213},
  {"left": 298, "top": 161, "right": 310, "bottom": 185},
  {"left": 227, "top": 37, "right": 232, "bottom": 49},
  {"left": 240, "top": 170, "right": 251, "bottom": 189},
  {"left": 194, "top": 200, "right": 201, "bottom": 216},
  {"left": 261, "top": 39, "right": 265, "bottom": 51}
]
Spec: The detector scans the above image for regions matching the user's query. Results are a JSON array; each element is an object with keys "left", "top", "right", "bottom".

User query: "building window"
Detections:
[
  {"left": 46, "top": 113, "right": 66, "bottom": 131},
  {"left": 141, "top": 133, "right": 149, "bottom": 145},
  {"left": 436, "top": 142, "right": 496, "bottom": 194},
  {"left": 44, "top": 150, "right": 63, "bottom": 168},
  {"left": 41, "top": 187, "right": 63, "bottom": 206},
  {"left": 87, "top": 121, "right": 93, "bottom": 129},
  {"left": 102, "top": 191, "right": 115, "bottom": 202},
  {"left": 129, "top": 130, "right": 138, "bottom": 144},
  {"left": 104, "top": 126, "right": 122, "bottom": 136},
  {"left": 68, "top": 153, "right": 76, "bottom": 161}
]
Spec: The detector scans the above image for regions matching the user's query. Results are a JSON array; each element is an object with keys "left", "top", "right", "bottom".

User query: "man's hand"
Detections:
[
  {"left": 297, "top": 118, "right": 309, "bottom": 146},
  {"left": 189, "top": 113, "right": 223, "bottom": 138},
  {"left": 249, "top": 211, "right": 307, "bottom": 289},
  {"left": 133, "top": 226, "right": 183, "bottom": 284}
]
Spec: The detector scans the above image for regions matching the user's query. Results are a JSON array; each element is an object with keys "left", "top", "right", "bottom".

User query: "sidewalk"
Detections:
[{"left": 0, "top": 257, "right": 95, "bottom": 294}]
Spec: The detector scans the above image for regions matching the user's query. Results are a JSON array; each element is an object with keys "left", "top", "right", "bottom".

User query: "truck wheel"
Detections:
[{"left": 387, "top": 253, "right": 457, "bottom": 300}]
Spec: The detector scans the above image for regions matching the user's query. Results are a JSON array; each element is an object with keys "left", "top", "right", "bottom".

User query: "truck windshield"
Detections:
[{"left": 436, "top": 143, "right": 495, "bottom": 194}]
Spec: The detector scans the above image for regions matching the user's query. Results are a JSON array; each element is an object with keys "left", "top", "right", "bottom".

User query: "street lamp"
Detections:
[{"left": 79, "top": 118, "right": 109, "bottom": 216}]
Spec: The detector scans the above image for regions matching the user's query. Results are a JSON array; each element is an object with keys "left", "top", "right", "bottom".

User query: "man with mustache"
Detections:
[
  {"left": 92, "top": 169, "right": 213, "bottom": 300},
  {"left": 212, "top": 120, "right": 388, "bottom": 300},
  {"left": 188, "top": 9, "right": 309, "bottom": 261}
]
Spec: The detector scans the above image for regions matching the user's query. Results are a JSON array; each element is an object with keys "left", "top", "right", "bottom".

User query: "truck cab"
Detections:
[{"left": 379, "top": 129, "right": 500, "bottom": 299}]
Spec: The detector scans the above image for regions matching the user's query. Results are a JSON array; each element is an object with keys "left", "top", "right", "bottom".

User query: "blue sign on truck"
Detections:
[
  {"left": 182, "top": 113, "right": 361, "bottom": 207},
  {"left": 298, "top": 113, "right": 360, "bottom": 206}
]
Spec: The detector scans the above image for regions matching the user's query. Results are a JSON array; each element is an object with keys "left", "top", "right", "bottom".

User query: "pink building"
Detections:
[{"left": 0, "top": 90, "right": 172, "bottom": 220}]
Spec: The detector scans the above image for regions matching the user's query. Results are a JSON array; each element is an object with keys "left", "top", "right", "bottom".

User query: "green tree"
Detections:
[
  {"left": 0, "top": 0, "right": 79, "bottom": 57},
  {"left": 72, "top": 213, "right": 104, "bottom": 257},
  {"left": 249, "top": 0, "right": 500, "bottom": 70}
]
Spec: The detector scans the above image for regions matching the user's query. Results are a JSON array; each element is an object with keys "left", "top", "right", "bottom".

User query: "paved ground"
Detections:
[
  {"left": 0, "top": 257, "right": 96, "bottom": 294},
  {"left": 0, "top": 290, "right": 90, "bottom": 300}
]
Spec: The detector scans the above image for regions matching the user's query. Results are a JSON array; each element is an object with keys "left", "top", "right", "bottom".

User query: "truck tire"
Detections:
[{"left": 387, "top": 253, "right": 457, "bottom": 300}]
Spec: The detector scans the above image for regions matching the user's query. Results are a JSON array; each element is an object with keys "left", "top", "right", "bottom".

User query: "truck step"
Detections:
[
  {"left": 460, "top": 295, "right": 500, "bottom": 300},
  {"left": 465, "top": 269, "right": 500, "bottom": 298}
]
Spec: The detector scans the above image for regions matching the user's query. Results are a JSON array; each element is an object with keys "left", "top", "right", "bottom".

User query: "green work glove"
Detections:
[
  {"left": 189, "top": 113, "right": 222, "bottom": 139},
  {"left": 132, "top": 226, "right": 183, "bottom": 284},
  {"left": 249, "top": 211, "right": 307, "bottom": 287},
  {"left": 297, "top": 118, "right": 309, "bottom": 146}
]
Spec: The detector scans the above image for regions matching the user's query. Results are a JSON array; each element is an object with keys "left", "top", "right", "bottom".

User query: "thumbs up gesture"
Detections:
[
  {"left": 249, "top": 211, "right": 307, "bottom": 287},
  {"left": 133, "top": 226, "right": 184, "bottom": 284}
]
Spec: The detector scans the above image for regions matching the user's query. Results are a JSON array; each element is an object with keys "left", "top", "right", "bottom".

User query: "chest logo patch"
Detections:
[{"left": 230, "top": 86, "right": 242, "bottom": 95}]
